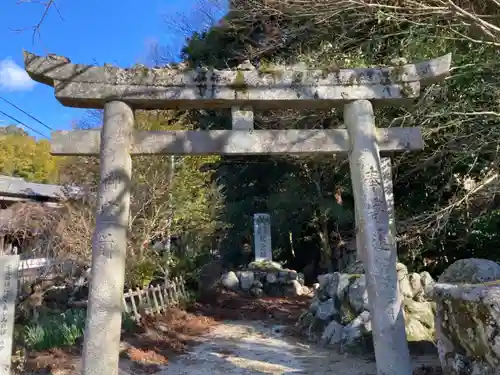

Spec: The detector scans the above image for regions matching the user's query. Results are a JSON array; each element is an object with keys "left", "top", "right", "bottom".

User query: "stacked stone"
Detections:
[
  {"left": 298, "top": 263, "right": 436, "bottom": 352},
  {"left": 433, "top": 258, "right": 500, "bottom": 375},
  {"left": 220, "top": 260, "right": 310, "bottom": 297}
]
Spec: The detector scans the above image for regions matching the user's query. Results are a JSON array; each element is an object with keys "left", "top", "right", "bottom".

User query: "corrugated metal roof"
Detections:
[{"left": 0, "top": 176, "right": 82, "bottom": 200}]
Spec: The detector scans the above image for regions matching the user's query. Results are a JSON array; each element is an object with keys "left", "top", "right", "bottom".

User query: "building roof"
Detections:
[{"left": 0, "top": 176, "right": 81, "bottom": 202}]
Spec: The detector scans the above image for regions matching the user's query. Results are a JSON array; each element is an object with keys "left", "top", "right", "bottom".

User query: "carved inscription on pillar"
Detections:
[
  {"left": 96, "top": 234, "right": 116, "bottom": 259},
  {"left": 253, "top": 214, "right": 272, "bottom": 262},
  {"left": 0, "top": 255, "right": 19, "bottom": 375}
]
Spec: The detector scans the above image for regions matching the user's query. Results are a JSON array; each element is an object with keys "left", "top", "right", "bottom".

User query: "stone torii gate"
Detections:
[{"left": 24, "top": 51, "right": 451, "bottom": 375}]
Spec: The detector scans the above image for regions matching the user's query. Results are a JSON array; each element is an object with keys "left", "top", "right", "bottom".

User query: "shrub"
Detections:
[{"left": 126, "top": 256, "right": 158, "bottom": 288}]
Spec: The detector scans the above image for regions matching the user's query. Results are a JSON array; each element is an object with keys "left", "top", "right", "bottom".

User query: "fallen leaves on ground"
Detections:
[
  {"left": 189, "top": 290, "right": 310, "bottom": 323},
  {"left": 22, "top": 307, "right": 218, "bottom": 374}
]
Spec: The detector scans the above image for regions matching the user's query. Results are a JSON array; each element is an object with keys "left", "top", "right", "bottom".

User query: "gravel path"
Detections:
[{"left": 159, "top": 321, "right": 439, "bottom": 375}]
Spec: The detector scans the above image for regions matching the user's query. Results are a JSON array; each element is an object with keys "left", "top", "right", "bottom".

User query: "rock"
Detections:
[
  {"left": 320, "top": 320, "right": 344, "bottom": 346},
  {"left": 198, "top": 259, "right": 224, "bottom": 299},
  {"left": 405, "top": 317, "right": 433, "bottom": 342},
  {"left": 220, "top": 271, "right": 239, "bottom": 291},
  {"left": 409, "top": 272, "right": 423, "bottom": 296},
  {"left": 433, "top": 282, "right": 500, "bottom": 374},
  {"left": 239, "top": 271, "right": 255, "bottom": 291},
  {"left": 338, "top": 302, "right": 357, "bottom": 325},
  {"left": 404, "top": 299, "right": 435, "bottom": 330},
  {"left": 347, "top": 275, "right": 369, "bottom": 314},
  {"left": 284, "top": 280, "right": 303, "bottom": 297},
  {"left": 301, "top": 286, "right": 312, "bottom": 295},
  {"left": 316, "top": 298, "right": 337, "bottom": 321},
  {"left": 327, "top": 273, "right": 351, "bottom": 301},
  {"left": 317, "top": 273, "right": 333, "bottom": 289},
  {"left": 342, "top": 310, "right": 371, "bottom": 346},
  {"left": 397, "top": 263, "right": 414, "bottom": 298},
  {"left": 252, "top": 280, "right": 264, "bottom": 289},
  {"left": 420, "top": 271, "right": 435, "bottom": 295},
  {"left": 265, "top": 272, "right": 277, "bottom": 283},
  {"left": 298, "top": 262, "right": 439, "bottom": 356},
  {"left": 298, "top": 312, "right": 329, "bottom": 340},
  {"left": 277, "top": 271, "right": 287, "bottom": 283},
  {"left": 309, "top": 297, "right": 320, "bottom": 314},
  {"left": 343, "top": 260, "right": 365, "bottom": 274},
  {"left": 250, "top": 287, "right": 264, "bottom": 298},
  {"left": 438, "top": 258, "right": 500, "bottom": 284}
]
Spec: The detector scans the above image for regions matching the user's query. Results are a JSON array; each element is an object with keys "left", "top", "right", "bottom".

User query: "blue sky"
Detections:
[{"left": 0, "top": 0, "right": 226, "bottom": 139}]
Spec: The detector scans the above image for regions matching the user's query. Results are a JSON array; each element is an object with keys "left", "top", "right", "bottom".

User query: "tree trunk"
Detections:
[{"left": 318, "top": 213, "right": 333, "bottom": 273}]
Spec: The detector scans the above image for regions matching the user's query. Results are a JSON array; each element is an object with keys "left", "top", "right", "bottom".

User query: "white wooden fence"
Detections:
[{"left": 122, "top": 276, "right": 188, "bottom": 320}]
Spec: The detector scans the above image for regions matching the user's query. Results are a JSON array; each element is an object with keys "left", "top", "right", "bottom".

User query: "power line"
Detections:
[
  {"left": 0, "top": 110, "right": 50, "bottom": 139},
  {"left": 0, "top": 96, "right": 53, "bottom": 131}
]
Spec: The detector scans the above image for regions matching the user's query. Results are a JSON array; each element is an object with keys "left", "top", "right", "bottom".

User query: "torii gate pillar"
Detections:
[
  {"left": 24, "top": 51, "right": 451, "bottom": 375},
  {"left": 345, "top": 100, "right": 409, "bottom": 370},
  {"left": 82, "top": 101, "right": 134, "bottom": 374}
]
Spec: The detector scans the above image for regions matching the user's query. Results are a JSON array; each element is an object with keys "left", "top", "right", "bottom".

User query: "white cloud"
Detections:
[{"left": 0, "top": 58, "right": 37, "bottom": 92}]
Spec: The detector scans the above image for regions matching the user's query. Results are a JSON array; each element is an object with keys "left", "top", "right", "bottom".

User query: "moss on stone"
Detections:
[
  {"left": 440, "top": 296, "right": 494, "bottom": 358},
  {"left": 229, "top": 70, "right": 248, "bottom": 92},
  {"left": 257, "top": 66, "right": 284, "bottom": 80}
]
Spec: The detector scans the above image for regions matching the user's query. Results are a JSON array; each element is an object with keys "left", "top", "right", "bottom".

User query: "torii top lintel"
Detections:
[{"left": 23, "top": 51, "right": 451, "bottom": 110}]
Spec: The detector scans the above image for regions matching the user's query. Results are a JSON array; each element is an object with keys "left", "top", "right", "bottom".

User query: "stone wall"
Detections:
[
  {"left": 432, "top": 258, "right": 500, "bottom": 375},
  {"left": 220, "top": 260, "right": 310, "bottom": 297},
  {"left": 297, "top": 263, "right": 436, "bottom": 352}
]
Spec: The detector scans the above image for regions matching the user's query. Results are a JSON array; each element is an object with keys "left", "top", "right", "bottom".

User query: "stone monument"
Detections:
[{"left": 253, "top": 213, "right": 272, "bottom": 262}]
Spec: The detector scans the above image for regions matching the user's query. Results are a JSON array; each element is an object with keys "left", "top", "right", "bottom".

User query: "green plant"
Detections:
[
  {"left": 22, "top": 309, "right": 140, "bottom": 351},
  {"left": 126, "top": 256, "right": 158, "bottom": 288},
  {"left": 121, "top": 312, "right": 137, "bottom": 333},
  {"left": 23, "top": 309, "right": 86, "bottom": 351}
]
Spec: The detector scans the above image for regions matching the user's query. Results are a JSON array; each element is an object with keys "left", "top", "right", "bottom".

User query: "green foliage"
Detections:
[
  {"left": 23, "top": 309, "right": 86, "bottom": 351},
  {"left": 0, "top": 125, "right": 60, "bottom": 183},
  {"left": 121, "top": 312, "right": 137, "bottom": 333},
  {"left": 179, "top": 1, "right": 500, "bottom": 274},
  {"left": 57, "top": 109, "right": 226, "bottom": 278},
  {"left": 466, "top": 210, "right": 500, "bottom": 261},
  {"left": 167, "top": 248, "right": 216, "bottom": 289},
  {"left": 126, "top": 256, "right": 158, "bottom": 288},
  {"left": 22, "top": 309, "right": 138, "bottom": 351}
]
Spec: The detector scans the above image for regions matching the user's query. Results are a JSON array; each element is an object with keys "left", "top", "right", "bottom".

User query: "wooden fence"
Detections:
[{"left": 122, "top": 276, "right": 189, "bottom": 320}]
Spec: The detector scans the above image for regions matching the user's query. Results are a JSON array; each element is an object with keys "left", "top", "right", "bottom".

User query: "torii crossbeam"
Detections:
[{"left": 24, "top": 51, "right": 451, "bottom": 375}]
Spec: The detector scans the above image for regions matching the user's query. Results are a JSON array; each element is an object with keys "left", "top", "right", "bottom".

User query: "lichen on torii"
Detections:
[{"left": 23, "top": 50, "right": 452, "bottom": 109}]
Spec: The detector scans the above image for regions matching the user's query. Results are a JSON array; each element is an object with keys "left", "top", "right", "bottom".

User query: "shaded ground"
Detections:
[
  {"left": 23, "top": 291, "right": 443, "bottom": 374},
  {"left": 157, "top": 320, "right": 442, "bottom": 375},
  {"left": 189, "top": 290, "right": 310, "bottom": 323}
]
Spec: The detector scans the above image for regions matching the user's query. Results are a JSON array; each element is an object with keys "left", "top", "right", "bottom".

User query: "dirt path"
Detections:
[
  {"left": 159, "top": 320, "right": 440, "bottom": 375},
  {"left": 26, "top": 296, "right": 441, "bottom": 375},
  {"left": 28, "top": 319, "right": 440, "bottom": 375}
]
